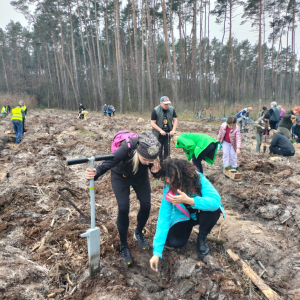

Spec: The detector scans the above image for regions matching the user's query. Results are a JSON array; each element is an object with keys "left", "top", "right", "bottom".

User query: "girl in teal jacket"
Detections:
[{"left": 150, "top": 158, "right": 224, "bottom": 271}]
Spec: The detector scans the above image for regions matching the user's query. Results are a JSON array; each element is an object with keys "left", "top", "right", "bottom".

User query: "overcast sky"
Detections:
[{"left": 0, "top": 0, "right": 299, "bottom": 55}]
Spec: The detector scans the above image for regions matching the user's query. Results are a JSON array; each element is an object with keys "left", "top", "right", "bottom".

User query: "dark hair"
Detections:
[
  {"left": 262, "top": 106, "right": 267, "bottom": 111},
  {"left": 227, "top": 116, "right": 237, "bottom": 124},
  {"left": 159, "top": 158, "right": 201, "bottom": 196}
]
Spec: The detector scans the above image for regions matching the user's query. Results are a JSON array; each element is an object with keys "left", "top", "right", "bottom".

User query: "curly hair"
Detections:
[{"left": 159, "top": 158, "right": 201, "bottom": 196}]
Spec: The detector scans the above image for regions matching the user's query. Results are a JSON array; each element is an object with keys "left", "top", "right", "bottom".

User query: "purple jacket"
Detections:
[{"left": 280, "top": 109, "right": 286, "bottom": 118}]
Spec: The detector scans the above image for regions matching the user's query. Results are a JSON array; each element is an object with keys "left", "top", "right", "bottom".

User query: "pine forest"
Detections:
[{"left": 0, "top": 0, "right": 299, "bottom": 112}]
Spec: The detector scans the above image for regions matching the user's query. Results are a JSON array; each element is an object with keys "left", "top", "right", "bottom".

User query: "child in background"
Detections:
[
  {"left": 253, "top": 116, "right": 268, "bottom": 152},
  {"left": 217, "top": 116, "right": 241, "bottom": 170}
]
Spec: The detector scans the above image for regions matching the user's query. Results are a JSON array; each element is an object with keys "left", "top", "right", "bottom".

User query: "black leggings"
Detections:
[
  {"left": 269, "top": 121, "right": 277, "bottom": 130},
  {"left": 111, "top": 171, "right": 151, "bottom": 246},
  {"left": 192, "top": 142, "right": 216, "bottom": 174},
  {"left": 165, "top": 209, "right": 220, "bottom": 248}
]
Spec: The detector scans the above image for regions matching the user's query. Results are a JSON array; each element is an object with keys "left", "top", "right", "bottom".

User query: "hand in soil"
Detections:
[
  {"left": 168, "top": 189, "right": 195, "bottom": 206},
  {"left": 236, "top": 149, "right": 241, "bottom": 156},
  {"left": 150, "top": 255, "right": 159, "bottom": 271},
  {"left": 85, "top": 168, "right": 96, "bottom": 179}
]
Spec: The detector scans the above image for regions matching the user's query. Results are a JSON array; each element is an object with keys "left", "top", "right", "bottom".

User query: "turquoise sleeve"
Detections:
[
  {"left": 152, "top": 187, "right": 173, "bottom": 258},
  {"left": 191, "top": 174, "right": 221, "bottom": 211}
]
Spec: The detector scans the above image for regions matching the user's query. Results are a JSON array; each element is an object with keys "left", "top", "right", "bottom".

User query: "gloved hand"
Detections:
[
  {"left": 245, "top": 117, "right": 249, "bottom": 120},
  {"left": 217, "top": 143, "right": 222, "bottom": 150}
]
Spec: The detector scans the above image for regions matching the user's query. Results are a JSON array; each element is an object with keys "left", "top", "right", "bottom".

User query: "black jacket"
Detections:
[
  {"left": 78, "top": 105, "right": 86, "bottom": 113},
  {"left": 94, "top": 137, "right": 156, "bottom": 180},
  {"left": 271, "top": 132, "right": 295, "bottom": 152}
]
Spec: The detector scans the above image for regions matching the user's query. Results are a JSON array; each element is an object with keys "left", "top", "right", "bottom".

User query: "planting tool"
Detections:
[
  {"left": 263, "top": 133, "right": 267, "bottom": 153},
  {"left": 66, "top": 154, "right": 114, "bottom": 277}
]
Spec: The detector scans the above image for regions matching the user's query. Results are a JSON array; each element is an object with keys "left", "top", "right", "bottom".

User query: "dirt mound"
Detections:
[{"left": 0, "top": 111, "right": 300, "bottom": 299}]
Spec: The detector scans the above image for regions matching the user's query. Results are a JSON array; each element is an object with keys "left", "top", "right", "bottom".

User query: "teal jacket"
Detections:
[
  {"left": 175, "top": 133, "right": 218, "bottom": 164},
  {"left": 152, "top": 172, "right": 225, "bottom": 258}
]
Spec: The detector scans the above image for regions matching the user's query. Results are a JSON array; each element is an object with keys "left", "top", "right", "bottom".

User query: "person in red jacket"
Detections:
[{"left": 217, "top": 116, "right": 242, "bottom": 170}]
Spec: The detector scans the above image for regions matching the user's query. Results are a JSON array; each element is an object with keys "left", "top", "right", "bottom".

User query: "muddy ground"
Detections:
[{"left": 0, "top": 110, "right": 300, "bottom": 300}]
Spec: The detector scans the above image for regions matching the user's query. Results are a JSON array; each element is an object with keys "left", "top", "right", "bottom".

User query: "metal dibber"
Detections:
[{"left": 66, "top": 154, "right": 114, "bottom": 277}]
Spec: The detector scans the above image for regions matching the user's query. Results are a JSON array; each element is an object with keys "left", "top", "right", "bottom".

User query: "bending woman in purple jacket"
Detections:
[{"left": 149, "top": 158, "right": 224, "bottom": 271}]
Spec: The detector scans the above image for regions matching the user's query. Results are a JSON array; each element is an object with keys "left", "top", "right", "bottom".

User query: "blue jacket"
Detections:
[
  {"left": 292, "top": 124, "right": 300, "bottom": 138},
  {"left": 107, "top": 107, "right": 112, "bottom": 113},
  {"left": 236, "top": 108, "right": 249, "bottom": 119},
  {"left": 152, "top": 172, "right": 225, "bottom": 258}
]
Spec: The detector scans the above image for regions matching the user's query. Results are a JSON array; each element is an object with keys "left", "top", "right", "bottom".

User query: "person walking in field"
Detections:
[
  {"left": 149, "top": 158, "right": 224, "bottom": 271},
  {"left": 151, "top": 96, "right": 178, "bottom": 163},
  {"left": 85, "top": 132, "right": 161, "bottom": 265},
  {"left": 102, "top": 104, "right": 108, "bottom": 116},
  {"left": 19, "top": 100, "right": 27, "bottom": 133},
  {"left": 172, "top": 133, "right": 219, "bottom": 174},
  {"left": 11, "top": 102, "right": 25, "bottom": 143},
  {"left": 217, "top": 116, "right": 242, "bottom": 170}
]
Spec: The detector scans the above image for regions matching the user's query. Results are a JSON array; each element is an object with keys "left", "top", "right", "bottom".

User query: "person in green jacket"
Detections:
[
  {"left": 278, "top": 107, "right": 300, "bottom": 139},
  {"left": 172, "top": 133, "right": 219, "bottom": 174}
]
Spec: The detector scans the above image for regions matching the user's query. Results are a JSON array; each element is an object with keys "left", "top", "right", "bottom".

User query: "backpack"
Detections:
[{"left": 111, "top": 130, "right": 139, "bottom": 153}]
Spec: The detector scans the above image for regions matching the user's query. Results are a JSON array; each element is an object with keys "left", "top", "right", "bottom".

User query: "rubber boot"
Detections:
[{"left": 198, "top": 232, "right": 209, "bottom": 259}]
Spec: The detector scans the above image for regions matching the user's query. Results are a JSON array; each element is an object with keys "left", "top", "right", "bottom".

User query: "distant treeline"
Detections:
[{"left": 0, "top": 0, "right": 299, "bottom": 112}]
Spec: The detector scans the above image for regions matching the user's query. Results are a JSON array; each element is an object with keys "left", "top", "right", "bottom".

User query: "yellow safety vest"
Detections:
[
  {"left": 1, "top": 107, "right": 6, "bottom": 113},
  {"left": 11, "top": 107, "right": 23, "bottom": 121}
]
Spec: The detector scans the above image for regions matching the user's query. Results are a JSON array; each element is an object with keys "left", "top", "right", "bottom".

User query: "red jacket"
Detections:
[{"left": 217, "top": 122, "right": 242, "bottom": 150}]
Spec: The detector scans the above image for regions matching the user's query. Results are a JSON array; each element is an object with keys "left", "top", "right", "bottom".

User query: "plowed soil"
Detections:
[{"left": 1, "top": 110, "right": 300, "bottom": 300}]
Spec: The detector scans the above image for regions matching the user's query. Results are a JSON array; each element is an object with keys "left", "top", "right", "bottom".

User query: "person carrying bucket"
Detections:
[{"left": 85, "top": 132, "right": 161, "bottom": 265}]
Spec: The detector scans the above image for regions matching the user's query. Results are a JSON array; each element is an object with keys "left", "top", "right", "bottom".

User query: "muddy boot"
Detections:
[
  {"left": 198, "top": 232, "right": 209, "bottom": 259},
  {"left": 134, "top": 230, "right": 148, "bottom": 249},
  {"left": 120, "top": 245, "right": 132, "bottom": 265}
]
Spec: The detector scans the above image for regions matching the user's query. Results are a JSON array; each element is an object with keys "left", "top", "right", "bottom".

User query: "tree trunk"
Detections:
[
  {"left": 68, "top": 0, "right": 80, "bottom": 105},
  {"left": 162, "top": 0, "right": 177, "bottom": 104},
  {"left": 115, "top": 0, "right": 123, "bottom": 113},
  {"left": 94, "top": 0, "right": 105, "bottom": 107},
  {"left": 132, "top": 0, "right": 142, "bottom": 113},
  {"left": 77, "top": 0, "right": 92, "bottom": 108}
]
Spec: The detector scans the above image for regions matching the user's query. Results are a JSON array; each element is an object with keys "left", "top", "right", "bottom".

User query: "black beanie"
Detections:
[
  {"left": 137, "top": 132, "right": 161, "bottom": 159},
  {"left": 264, "top": 112, "right": 271, "bottom": 120}
]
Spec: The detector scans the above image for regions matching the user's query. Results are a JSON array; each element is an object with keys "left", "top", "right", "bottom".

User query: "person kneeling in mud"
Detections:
[
  {"left": 85, "top": 132, "right": 161, "bottom": 265},
  {"left": 269, "top": 129, "right": 295, "bottom": 157},
  {"left": 149, "top": 158, "right": 224, "bottom": 271},
  {"left": 172, "top": 133, "right": 219, "bottom": 174}
]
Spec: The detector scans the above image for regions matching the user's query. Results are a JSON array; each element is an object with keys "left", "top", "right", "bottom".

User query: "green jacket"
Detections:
[
  {"left": 175, "top": 133, "right": 218, "bottom": 164},
  {"left": 278, "top": 110, "right": 294, "bottom": 131}
]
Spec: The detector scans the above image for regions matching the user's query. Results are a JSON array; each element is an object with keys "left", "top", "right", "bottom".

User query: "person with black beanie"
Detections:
[{"left": 85, "top": 132, "right": 161, "bottom": 265}]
